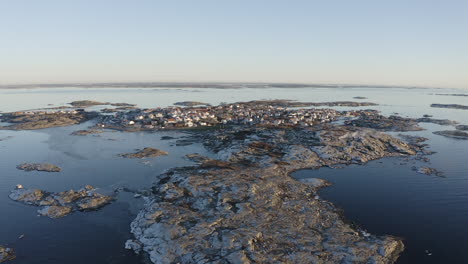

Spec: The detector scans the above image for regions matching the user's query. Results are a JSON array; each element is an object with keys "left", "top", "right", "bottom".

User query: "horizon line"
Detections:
[{"left": 0, "top": 81, "right": 463, "bottom": 90}]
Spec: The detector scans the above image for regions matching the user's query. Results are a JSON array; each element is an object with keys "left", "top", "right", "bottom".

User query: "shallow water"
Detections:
[{"left": 1, "top": 86, "right": 467, "bottom": 263}]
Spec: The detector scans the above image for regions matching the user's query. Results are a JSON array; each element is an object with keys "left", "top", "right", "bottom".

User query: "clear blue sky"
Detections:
[{"left": 1, "top": 0, "right": 467, "bottom": 88}]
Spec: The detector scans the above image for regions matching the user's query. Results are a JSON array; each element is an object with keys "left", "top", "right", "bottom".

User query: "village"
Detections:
[{"left": 97, "top": 102, "right": 364, "bottom": 130}]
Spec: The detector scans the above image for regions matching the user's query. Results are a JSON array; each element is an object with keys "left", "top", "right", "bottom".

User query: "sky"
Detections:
[{"left": 0, "top": 0, "right": 467, "bottom": 88}]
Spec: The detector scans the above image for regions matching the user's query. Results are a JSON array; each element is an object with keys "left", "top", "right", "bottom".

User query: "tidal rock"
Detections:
[
  {"left": 38, "top": 206, "right": 73, "bottom": 218},
  {"left": 71, "top": 129, "right": 103, "bottom": 136},
  {"left": 69, "top": 100, "right": 108, "bottom": 107},
  {"left": 435, "top": 93, "right": 468, "bottom": 97},
  {"left": 16, "top": 163, "right": 61, "bottom": 172},
  {"left": 9, "top": 188, "right": 46, "bottom": 205},
  {"left": 298, "top": 177, "right": 331, "bottom": 188},
  {"left": 0, "top": 246, "right": 15, "bottom": 263},
  {"left": 416, "top": 117, "right": 458, "bottom": 126},
  {"left": 9, "top": 185, "right": 113, "bottom": 219},
  {"left": 77, "top": 195, "right": 113, "bottom": 211},
  {"left": 184, "top": 153, "right": 210, "bottom": 163},
  {"left": 119, "top": 148, "right": 168, "bottom": 158},
  {"left": 430, "top": 103, "right": 468, "bottom": 110},
  {"left": 414, "top": 167, "right": 444, "bottom": 177},
  {"left": 174, "top": 101, "right": 210, "bottom": 107},
  {"left": 398, "top": 134, "right": 429, "bottom": 146},
  {"left": 433, "top": 130, "right": 468, "bottom": 140}
]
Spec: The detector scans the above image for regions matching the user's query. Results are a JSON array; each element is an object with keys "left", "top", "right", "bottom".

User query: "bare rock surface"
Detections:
[
  {"left": 9, "top": 185, "right": 113, "bottom": 218},
  {"left": 119, "top": 148, "right": 168, "bottom": 158},
  {"left": 127, "top": 125, "right": 419, "bottom": 263},
  {"left": 0, "top": 246, "right": 15, "bottom": 263},
  {"left": 456, "top": 125, "right": 468, "bottom": 131},
  {"left": 16, "top": 163, "right": 61, "bottom": 172}
]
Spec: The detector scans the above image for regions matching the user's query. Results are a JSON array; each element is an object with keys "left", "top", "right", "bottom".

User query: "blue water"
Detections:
[{"left": 1, "top": 87, "right": 467, "bottom": 263}]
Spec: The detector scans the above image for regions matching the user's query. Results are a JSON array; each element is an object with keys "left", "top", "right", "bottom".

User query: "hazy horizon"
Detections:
[{"left": 1, "top": 0, "right": 467, "bottom": 88}]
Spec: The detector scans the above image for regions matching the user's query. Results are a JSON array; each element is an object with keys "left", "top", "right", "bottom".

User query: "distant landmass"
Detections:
[{"left": 0, "top": 82, "right": 445, "bottom": 90}]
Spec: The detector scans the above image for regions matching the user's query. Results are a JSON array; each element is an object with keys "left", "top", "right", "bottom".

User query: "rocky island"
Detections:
[
  {"left": 0, "top": 110, "right": 97, "bottom": 130},
  {"left": 16, "top": 163, "right": 62, "bottom": 172},
  {"left": 433, "top": 130, "right": 468, "bottom": 140},
  {"left": 119, "top": 148, "right": 169, "bottom": 158},
  {"left": 3, "top": 99, "right": 449, "bottom": 263},
  {"left": 9, "top": 185, "right": 114, "bottom": 218},
  {"left": 430, "top": 103, "right": 468, "bottom": 110}
]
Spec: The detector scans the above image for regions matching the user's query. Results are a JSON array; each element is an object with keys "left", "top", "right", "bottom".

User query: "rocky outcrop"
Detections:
[
  {"left": 413, "top": 167, "right": 444, "bottom": 177},
  {"left": 416, "top": 117, "right": 458, "bottom": 126},
  {"left": 435, "top": 93, "right": 468, "bottom": 97},
  {"left": 69, "top": 100, "right": 108, "bottom": 107},
  {"left": 0, "top": 111, "right": 97, "bottom": 130},
  {"left": 456, "top": 125, "right": 468, "bottom": 131},
  {"left": 174, "top": 101, "right": 211, "bottom": 107},
  {"left": 71, "top": 129, "right": 103, "bottom": 136},
  {"left": 430, "top": 103, "right": 468, "bottom": 110},
  {"left": 69, "top": 100, "right": 136, "bottom": 107},
  {"left": 119, "top": 148, "right": 168, "bottom": 158},
  {"left": 316, "top": 126, "right": 417, "bottom": 164},
  {"left": 0, "top": 246, "right": 15, "bottom": 263},
  {"left": 16, "top": 163, "right": 61, "bottom": 172},
  {"left": 345, "top": 115, "right": 423, "bottom": 131},
  {"left": 433, "top": 130, "right": 468, "bottom": 140},
  {"left": 127, "top": 125, "right": 418, "bottom": 263},
  {"left": 241, "top": 99, "right": 378, "bottom": 107},
  {"left": 9, "top": 185, "right": 113, "bottom": 218}
]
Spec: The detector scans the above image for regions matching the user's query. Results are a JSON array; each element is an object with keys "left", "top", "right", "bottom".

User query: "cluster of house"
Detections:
[{"left": 98, "top": 103, "right": 350, "bottom": 130}]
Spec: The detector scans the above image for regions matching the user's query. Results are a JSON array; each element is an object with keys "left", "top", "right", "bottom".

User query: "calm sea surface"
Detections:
[{"left": 1, "top": 87, "right": 467, "bottom": 263}]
